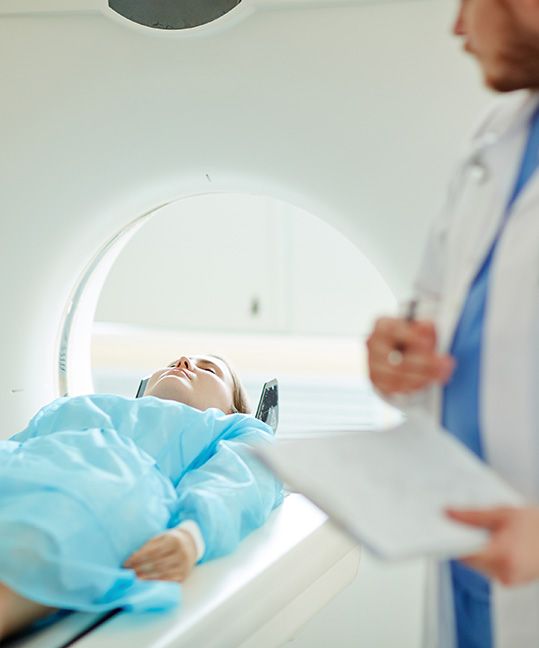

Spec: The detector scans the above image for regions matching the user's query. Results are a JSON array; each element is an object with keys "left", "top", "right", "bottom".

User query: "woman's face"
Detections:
[{"left": 144, "top": 355, "right": 236, "bottom": 413}]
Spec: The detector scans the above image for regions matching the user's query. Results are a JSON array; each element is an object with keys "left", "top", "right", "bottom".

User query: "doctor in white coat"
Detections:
[{"left": 366, "top": 0, "right": 539, "bottom": 646}]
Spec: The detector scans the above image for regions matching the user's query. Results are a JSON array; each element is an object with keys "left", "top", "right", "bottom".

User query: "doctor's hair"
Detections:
[{"left": 208, "top": 354, "right": 251, "bottom": 415}]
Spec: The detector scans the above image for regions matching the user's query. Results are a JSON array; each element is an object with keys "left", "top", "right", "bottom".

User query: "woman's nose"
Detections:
[{"left": 177, "top": 356, "right": 192, "bottom": 371}]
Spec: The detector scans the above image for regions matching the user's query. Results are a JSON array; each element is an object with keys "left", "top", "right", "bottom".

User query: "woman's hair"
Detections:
[{"left": 209, "top": 354, "right": 251, "bottom": 415}]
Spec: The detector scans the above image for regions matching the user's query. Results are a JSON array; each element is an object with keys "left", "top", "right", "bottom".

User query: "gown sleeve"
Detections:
[
  {"left": 9, "top": 396, "right": 114, "bottom": 442},
  {"left": 169, "top": 418, "right": 284, "bottom": 562}
]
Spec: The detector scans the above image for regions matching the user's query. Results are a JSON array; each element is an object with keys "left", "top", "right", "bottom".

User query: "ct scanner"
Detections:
[{"left": 1, "top": 0, "right": 489, "bottom": 645}]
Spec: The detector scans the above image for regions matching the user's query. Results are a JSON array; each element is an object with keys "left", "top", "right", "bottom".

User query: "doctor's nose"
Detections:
[{"left": 452, "top": 6, "right": 466, "bottom": 36}]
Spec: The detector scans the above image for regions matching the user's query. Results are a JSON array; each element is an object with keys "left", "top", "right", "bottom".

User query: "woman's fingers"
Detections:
[
  {"left": 134, "top": 556, "right": 192, "bottom": 582},
  {"left": 124, "top": 536, "right": 174, "bottom": 568},
  {"left": 125, "top": 550, "right": 170, "bottom": 569},
  {"left": 138, "top": 569, "right": 187, "bottom": 583},
  {"left": 124, "top": 530, "right": 197, "bottom": 583},
  {"left": 129, "top": 556, "right": 183, "bottom": 578}
]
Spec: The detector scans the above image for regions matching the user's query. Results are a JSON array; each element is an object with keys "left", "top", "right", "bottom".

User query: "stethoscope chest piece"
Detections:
[
  {"left": 467, "top": 131, "right": 497, "bottom": 184},
  {"left": 468, "top": 157, "right": 489, "bottom": 184}
]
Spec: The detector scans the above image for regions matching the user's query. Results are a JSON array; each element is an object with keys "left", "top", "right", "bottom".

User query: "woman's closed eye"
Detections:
[{"left": 202, "top": 366, "right": 216, "bottom": 375}]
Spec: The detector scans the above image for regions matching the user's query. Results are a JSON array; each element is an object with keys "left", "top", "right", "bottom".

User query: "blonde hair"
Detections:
[{"left": 208, "top": 354, "right": 251, "bottom": 414}]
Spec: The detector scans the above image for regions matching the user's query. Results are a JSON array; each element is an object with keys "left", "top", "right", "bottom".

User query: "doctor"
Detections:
[{"left": 366, "top": 0, "right": 539, "bottom": 646}]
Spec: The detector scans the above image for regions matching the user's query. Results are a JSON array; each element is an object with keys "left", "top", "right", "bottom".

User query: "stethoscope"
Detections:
[{"left": 466, "top": 100, "right": 539, "bottom": 186}]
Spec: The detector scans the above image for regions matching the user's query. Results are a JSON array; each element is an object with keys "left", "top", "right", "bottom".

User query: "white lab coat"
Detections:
[{"left": 408, "top": 89, "right": 539, "bottom": 648}]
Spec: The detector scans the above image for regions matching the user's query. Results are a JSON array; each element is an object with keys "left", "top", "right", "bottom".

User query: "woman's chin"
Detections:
[{"left": 148, "top": 381, "right": 192, "bottom": 405}]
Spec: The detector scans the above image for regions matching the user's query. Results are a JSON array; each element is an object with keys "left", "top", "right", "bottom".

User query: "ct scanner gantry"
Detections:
[
  {"left": 2, "top": 0, "right": 450, "bottom": 644},
  {"left": 1, "top": 0, "right": 437, "bottom": 433}
]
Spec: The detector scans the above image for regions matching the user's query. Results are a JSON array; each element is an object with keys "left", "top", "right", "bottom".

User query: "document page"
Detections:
[{"left": 256, "top": 412, "right": 523, "bottom": 560}]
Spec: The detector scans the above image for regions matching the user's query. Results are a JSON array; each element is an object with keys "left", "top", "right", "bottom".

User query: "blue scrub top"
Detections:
[{"left": 442, "top": 103, "right": 539, "bottom": 648}]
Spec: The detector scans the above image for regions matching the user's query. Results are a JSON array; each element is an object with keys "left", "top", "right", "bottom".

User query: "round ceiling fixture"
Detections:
[{"left": 109, "top": 0, "right": 242, "bottom": 30}]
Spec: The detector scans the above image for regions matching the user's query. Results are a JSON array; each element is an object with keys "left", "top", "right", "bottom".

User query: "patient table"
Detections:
[{"left": 10, "top": 495, "right": 359, "bottom": 648}]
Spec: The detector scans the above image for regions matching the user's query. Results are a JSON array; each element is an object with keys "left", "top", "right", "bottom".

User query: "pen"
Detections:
[
  {"left": 387, "top": 298, "right": 419, "bottom": 366},
  {"left": 405, "top": 298, "right": 418, "bottom": 323}
]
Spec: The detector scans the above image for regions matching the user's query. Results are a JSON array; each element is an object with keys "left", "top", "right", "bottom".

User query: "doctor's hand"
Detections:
[
  {"left": 447, "top": 506, "right": 539, "bottom": 586},
  {"left": 123, "top": 528, "right": 198, "bottom": 583},
  {"left": 366, "top": 317, "right": 455, "bottom": 395}
]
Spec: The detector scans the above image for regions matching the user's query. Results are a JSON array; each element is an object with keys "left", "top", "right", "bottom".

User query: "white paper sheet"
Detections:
[{"left": 257, "top": 412, "right": 523, "bottom": 560}]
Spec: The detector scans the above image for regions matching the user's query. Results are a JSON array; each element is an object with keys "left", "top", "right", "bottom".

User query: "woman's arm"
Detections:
[
  {"left": 171, "top": 427, "right": 284, "bottom": 561},
  {"left": 124, "top": 423, "right": 283, "bottom": 577}
]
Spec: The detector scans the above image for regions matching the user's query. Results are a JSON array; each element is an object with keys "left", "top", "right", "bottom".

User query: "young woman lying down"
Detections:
[{"left": 0, "top": 354, "right": 283, "bottom": 640}]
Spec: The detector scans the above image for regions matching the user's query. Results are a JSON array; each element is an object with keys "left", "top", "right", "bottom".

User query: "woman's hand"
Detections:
[
  {"left": 366, "top": 317, "right": 455, "bottom": 395},
  {"left": 123, "top": 529, "right": 198, "bottom": 582},
  {"left": 447, "top": 506, "right": 539, "bottom": 586}
]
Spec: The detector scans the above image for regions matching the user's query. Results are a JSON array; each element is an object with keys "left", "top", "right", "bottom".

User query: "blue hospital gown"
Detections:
[{"left": 0, "top": 394, "right": 283, "bottom": 613}]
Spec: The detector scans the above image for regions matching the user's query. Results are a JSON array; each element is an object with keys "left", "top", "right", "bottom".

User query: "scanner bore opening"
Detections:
[{"left": 59, "top": 193, "right": 396, "bottom": 434}]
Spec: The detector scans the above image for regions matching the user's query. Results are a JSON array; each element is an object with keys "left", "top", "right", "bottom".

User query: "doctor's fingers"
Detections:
[
  {"left": 371, "top": 347, "right": 453, "bottom": 381},
  {"left": 370, "top": 357, "right": 454, "bottom": 395},
  {"left": 369, "top": 365, "right": 434, "bottom": 394},
  {"left": 460, "top": 551, "right": 503, "bottom": 582},
  {"left": 446, "top": 507, "right": 512, "bottom": 531},
  {"left": 368, "top": 318, "right": 437, "bottom": 352},
  {"left": 371, "top": 373, "right": 433, "bottom": 395},
  {"left": 460, "top": 536, "right": 524, "bottom": 585}
]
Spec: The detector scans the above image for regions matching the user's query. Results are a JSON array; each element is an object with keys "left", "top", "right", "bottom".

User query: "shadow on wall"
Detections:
[{"left": 109, "top": 0, "right": 242, "bottom": 29}]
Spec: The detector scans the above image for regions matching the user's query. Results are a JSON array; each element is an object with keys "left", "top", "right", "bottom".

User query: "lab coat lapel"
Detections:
[{"left": 437, "top": 93, "right": 537, "bottom": 355}]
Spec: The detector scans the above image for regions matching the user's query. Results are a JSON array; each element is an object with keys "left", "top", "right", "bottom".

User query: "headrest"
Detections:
[
  {"left": 134, "top": 376, "right": 279, "bottom": 433},
  {"left": 255, "top": 379, "right": 279, "bottom": 434}
]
